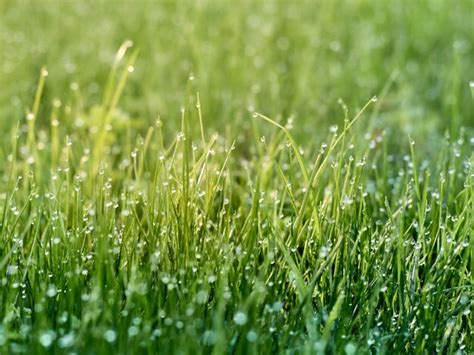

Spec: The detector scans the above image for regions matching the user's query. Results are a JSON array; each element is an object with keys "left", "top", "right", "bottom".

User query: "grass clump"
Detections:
[
  {"left": 0, "top": 1, "right": 473, "bottom": 354},
  {"left": 0, "top": 44, "right": 472, "bottom": 354}
]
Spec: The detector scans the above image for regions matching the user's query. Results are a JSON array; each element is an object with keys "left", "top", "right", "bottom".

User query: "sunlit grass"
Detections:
[
  {"left": 0, "top": 1, "right": 473, "bottom": 354},
  {"left": 0, "top": 44, "right": 472, "bottom": 353}
]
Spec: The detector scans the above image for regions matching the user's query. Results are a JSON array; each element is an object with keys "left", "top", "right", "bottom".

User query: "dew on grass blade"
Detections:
[
  {"left": 344, "top": 342, "right": 357, "bottom": 354},
  {"left": 6, "top": 265, "right": 18, "bottom": 275},
  {"left": 39, "top": 331, "right": 56, "bottom": 348},
  {"left": 58, "top": 333, "right": 75, "bottom": 348},
  {"left": 246, "top": 330, "right": 258, "bottom": 342},
  {"left": 233, "top": 311, "right": 248, "bottom": 325},
  {"left": 272, "top": 301, "right": 283, "bottom": 312},
  {"left": 202, "top": 330, "right": 216, "bottom": 345},
  {"left": 103, "top": 329, "right": 117, "bottom": 343},
  {"left": 128, "top": 326, "right": 139, "bottom": 337},
  {"left": 195, "top": 290, "right": 208, "bottom": 304},
  {"left": 46, "top": 285, "right": 58, "bottom": 298},
  {"left": 151, "top": 329, "right": 162, "bottom": 339}
]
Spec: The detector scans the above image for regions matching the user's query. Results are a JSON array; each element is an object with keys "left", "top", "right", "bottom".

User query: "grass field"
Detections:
[{"left": 0, "top": 1, "right": 473, "bottom": 354}]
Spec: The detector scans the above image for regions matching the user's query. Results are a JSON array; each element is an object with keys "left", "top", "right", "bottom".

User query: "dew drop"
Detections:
[
  {"left": 58, "top": 333, "right": 75, "bottom": 348},
  {"left": 246, "top": 330, "right": 258, "bottom": 342},
  {"left": 39, "top": 331, "right": 56, "bottom": 348},
  {"left": 128, "top": 326, "right": 139, "bottom": 337},
  {"left": 195, "top": 290, "right": 208, "bottom": 304},
  {"left": 103, "top": 329, "right": 117, "bottom": 343},
  {"left": 329, "top": 125, "right": 338, "bottom": 133},
  {"left": 202, "top": 330, "right": 216, "bottom": 345},
  {"left": 344, "top": 342, "right": 357, "bottom": 354},
  {"left": 6, "top": 265, "right": 18, "bottom": 275},
  {"left": 46, "top": 285, "right": 58, "bottom": 298},
  {"left": 233, "top": 311, "right": 248, "bottom": 325}
]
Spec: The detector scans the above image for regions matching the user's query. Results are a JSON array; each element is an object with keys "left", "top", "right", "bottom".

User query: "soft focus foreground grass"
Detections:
[{"left": 0, "top": 1, "right": 473, "bottom": 354}]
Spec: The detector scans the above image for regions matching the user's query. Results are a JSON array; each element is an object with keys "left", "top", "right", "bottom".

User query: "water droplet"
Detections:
[
  {"left": 329, "top": 125, "right": 338, "bottom": 133},
  {"left": 46, "top": 285, "right": 58, "bottom": 298},
  {"left": 233, "top": 311, "right": 248, "bottom": 325},
  {"left": 52, "top": 99, "right": 61, "bottom": 108},
  {"left": 252, "top": 112, "right": 258, "bottom": 118},
  {"left": 58, "top": 333, "right": 75, "bottom": 348},
  {"left": 39, "top": 331, "right": 56, "bottom": 347},
  {"left": 127, "top": 65, "right": 135, "bottom": 73},
  {"left": 344, "top": 342, "right": 357, "bottom": 354},
  {"left": 342, "top": 195, "right": 354, "bottom": 206},
  {"left": 103, "top": 329, "right": 117, "bottom": 343},
  {"left": 202, "top": 330, "right": 216, "bottom": 345},
  {"left": 128, "top": 326, "right": 139, "bottom": 337},
  {"left": 151, "top": 329, "right": 162, "bottom": 339},
  {"left": 195, "top": 290, "right": 208, "bottom": 304},
  {"left": 272, "top": 301, "right": 283, "bottom": 312},
  {"left": 371, "top": 96, "right": 378, "bottom": 102},
  {"left": 246, "top": 330, "right": 258, "bottom": 342},
  {"left": 6, "top": 265, "right": 18, "bottom": 275}
]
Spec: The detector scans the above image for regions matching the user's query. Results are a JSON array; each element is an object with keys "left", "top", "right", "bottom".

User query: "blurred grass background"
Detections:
[
  {"left": 0, "top": 0, "right": 473, "bottom": 142},
  {"left": 0, "top": 2, "right": 473, "bottom": 353}
]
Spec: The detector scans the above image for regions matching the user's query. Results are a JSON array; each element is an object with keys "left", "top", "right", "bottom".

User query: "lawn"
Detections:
[{"left": 0, "top": 1, "right": 473, "bottom": 354}]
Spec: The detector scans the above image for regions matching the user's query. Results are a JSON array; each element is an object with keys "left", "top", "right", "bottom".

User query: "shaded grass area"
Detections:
[{"left": 0, "top": 1, "right": 473, "bottom": 354}]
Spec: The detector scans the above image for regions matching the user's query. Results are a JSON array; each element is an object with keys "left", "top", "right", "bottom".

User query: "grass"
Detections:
[{"left": 0, "top": 1, "right": 473, "bottom": 354}]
